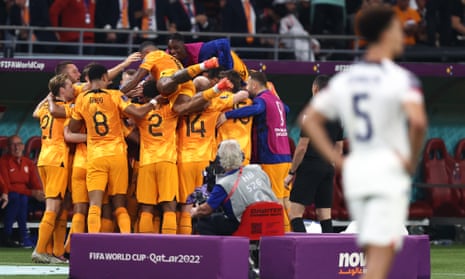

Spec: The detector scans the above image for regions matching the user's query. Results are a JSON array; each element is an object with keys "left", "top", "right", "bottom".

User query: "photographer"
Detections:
[{"left": 191, "top": 140, "right": 277, "bottom": 235}]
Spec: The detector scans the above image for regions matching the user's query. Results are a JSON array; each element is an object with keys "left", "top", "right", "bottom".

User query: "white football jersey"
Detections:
[{"left": 312, "top": 59, "right": 423, "bottom": 160}]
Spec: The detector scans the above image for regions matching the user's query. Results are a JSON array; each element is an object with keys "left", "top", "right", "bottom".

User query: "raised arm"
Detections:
[
  {"left": 108, "top": 52, "right": 141, "bottom": 81},
  {"left": 120, "top": 67, "right": 149, "bottom": 96},
  {"left": 32, "top": 94, "right": 48, "bottom": 118}
]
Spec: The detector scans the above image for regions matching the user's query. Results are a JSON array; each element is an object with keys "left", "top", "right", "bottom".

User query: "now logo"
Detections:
[{"left": 338, "top": 252, "right": 366, "bottom": 268}]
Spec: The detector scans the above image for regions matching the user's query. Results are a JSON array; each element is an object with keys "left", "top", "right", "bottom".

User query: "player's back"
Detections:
[
  {"left": 329, "top": 60, "right": 416, "bottom": 159},
  {"left": 137, "top": 104, "right": 178, "bottom": 165},
  {"left": 217, "top": 98, "right": 253, "bottom": 161},
  {"left": 141, "top": 50, "right": 184, "bottom": 81},
  {"left": 74, "top": 89, "right": 127, "bottom": 160}
]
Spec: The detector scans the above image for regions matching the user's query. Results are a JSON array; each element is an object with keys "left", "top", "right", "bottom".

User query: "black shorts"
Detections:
[{"left": 290, "top": 161, "right": 334, "bottom": 208}]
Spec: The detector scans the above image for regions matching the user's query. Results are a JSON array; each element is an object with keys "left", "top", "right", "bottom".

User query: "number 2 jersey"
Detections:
[
  {"left": 71, "top": 89, "right": 131, "bottom": 161},
  {"left": 135, "top": 104, "right": 178, "bottom": 166},
  {"left": 310, "top": 59, "right": 424, "bottom": 196}
]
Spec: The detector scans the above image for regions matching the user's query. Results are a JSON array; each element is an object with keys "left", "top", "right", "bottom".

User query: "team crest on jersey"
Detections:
[{"left": 24, "top": 166, "right": 29, "bottom": 173}]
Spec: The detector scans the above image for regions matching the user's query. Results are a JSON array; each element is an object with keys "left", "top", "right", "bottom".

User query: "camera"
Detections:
[
  {"left": 204, "top": 157, "right": 225, "bottom": 192},
  {"left": 187, "top": 158, "right": 225, "bottom": 205}
]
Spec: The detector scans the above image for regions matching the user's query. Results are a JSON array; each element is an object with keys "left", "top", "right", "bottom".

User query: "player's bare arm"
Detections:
[
  {"left": 124, "top": 101, "right": 157, "bottom": 119},
  {"left": 108, "top": 52, "right": 141, "bottom": 81},
  {"left": 32, "top": 95, "right": 49, "bottom": 119},
  {"left": 172, "top": 78, "right": 233, "bottom": 116},
  {"left": 284, "top": 137, "right": 309, "bottom": 188},
  {"left": 68, "top": 118, "right": 84, "bottom": 134},
  {"left": 301, "top": 106, "right": 343, "bottom": 171},
  {"left": 47, "top": 93, "right": 67, "bottom": 118},
  {"left": 63, "top": 126, "right": 87, "bottom": 143},
  {"left": 232, "top": 90, "right": 249, "bottom": 104},
  {"left": 120, "top": 68, "right": 149, "bottom": 96},
  {"left": 403, "top": 101, "right": 427, "bottom": 175}
]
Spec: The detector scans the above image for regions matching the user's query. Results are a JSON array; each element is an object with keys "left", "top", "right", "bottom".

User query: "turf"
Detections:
[{"left": 0, "top": 244, "right": 464, "bottom": 278}]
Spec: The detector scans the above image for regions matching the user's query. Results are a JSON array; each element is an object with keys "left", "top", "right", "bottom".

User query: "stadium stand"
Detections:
[
  {"left": 24, "top": 136, "right": 41, "bottom": 164},
  {"left": 0, "top": 136, "right": 8, "bottom": 157},
  {"left": 423, "top": 138, "right": 465, "bottom": 217}
]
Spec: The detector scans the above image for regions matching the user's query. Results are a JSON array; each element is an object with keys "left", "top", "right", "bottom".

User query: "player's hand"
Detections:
[
  {"left": 155, "top": 95, "right": 169, "bottom": 105},
  {"left": 216, "top": 113, "right": 227, "bottom": 128},
  {"left": 123, "top": 52, "right": 142, "bottom": 67},
  {"left": 394, "top": 150, "right": 415, "bottom": 176},
  {"left": 333, "top": 156, "right": 344, "bottom": 173},
  {"left": 126, "top": 87, "right": 144, "bottom": 98},
  {"left": 190, "top": 206, "right": 198, "bottom": 218},
  {"left": 284, "top": 174, "right": 294, "bottom": 190},
  {"left": 32, "top": 190, "right": 45, "bottom": 202},
  {"left": 216, "top": 77, "right": 233, "bottom": 91},
  {"left": 1, "top": 193, "right": 8, "bottom": 209},
  {"left": 46, "top": 92, "right": 54, "bottom": 102}
]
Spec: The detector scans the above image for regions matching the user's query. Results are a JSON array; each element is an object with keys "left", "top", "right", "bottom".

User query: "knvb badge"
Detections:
[{"left": 338, "top": 252, "right": 366, "bottom": 277}]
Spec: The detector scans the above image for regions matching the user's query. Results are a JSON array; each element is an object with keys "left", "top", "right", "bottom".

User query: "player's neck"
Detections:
[
  {"left": 90, "top": 81, "right": 107, "bottom": 90},
  {"left": 364, "top": 44, "right": 393, "bottom": 63}
]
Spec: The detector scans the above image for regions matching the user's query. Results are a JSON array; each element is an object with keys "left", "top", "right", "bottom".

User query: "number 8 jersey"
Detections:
[{"left": 71, "top": 89, "right": 131, "bottom": 161}]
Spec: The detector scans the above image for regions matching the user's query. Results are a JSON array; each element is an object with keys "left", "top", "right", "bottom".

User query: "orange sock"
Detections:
[
  {"left": 114, "top": 207, "right": 131, "bottom": 233},
  {"left": 87, "top": 205, "right": 102, "bottom": 233},
  {"left": 46, "top": 239, "right": 53, "bottom": 254},
  {"left": 178, "top": 212, "right": 192, "bottom": 235},
  {"left": 36, "top": 211, "right": 56, "bottom": 254},
  {"left": 65, "top": 213, "right": 85, "bottom": 253},
  {"left": 139, "top": 212, "right": 154, "bottom": 233},
  {"left": 100, "top": 218, "right": 115, "bottom": 233},
  {"left": 53, "top": 210, "right": 68, "bottom": 257},
  {"left": 186, "top": 64, "right": 202, "bottom": 78},
  {"left": 161, "top": 212, "right": 177, "bottom": 234},
  {"left": 283, "top": 210, "right": 291, "bottom": 233}
]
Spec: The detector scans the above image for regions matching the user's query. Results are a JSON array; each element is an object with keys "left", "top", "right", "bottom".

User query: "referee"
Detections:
[{"left": 284, "top": 75, "right": 343, "bottom": 233}]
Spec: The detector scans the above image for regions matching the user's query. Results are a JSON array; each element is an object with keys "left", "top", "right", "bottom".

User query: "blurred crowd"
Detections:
[{"left": 1, "top": 0, "right": 465, "bottom": 60}]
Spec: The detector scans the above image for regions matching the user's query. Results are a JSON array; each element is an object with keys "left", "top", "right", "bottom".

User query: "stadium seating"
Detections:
[
  {"left": 454, "top": 139, "right": 465, "bottom": 214},
  {"left": 423, "top": 138, "right": 464, "bottom": 217},
  {"left": 24, "top": 136, "right": 41, "bottom": 164},
  {"left": 0, "top": 136, "right": 8, "bottom": 157}
]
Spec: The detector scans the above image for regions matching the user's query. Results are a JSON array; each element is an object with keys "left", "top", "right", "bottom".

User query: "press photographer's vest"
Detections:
[{"left": 217, "top": 165, "right": 277, "bottom": 222}]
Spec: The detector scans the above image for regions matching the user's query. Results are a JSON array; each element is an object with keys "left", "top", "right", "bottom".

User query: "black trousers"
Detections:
[{"left": 194, "top": 213, "right": 240, "bottom": 235}]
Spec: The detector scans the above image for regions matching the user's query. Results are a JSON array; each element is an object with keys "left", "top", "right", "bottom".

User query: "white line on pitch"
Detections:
[{"left": 0, "top": 265, "right": 69, "bottom": 275}]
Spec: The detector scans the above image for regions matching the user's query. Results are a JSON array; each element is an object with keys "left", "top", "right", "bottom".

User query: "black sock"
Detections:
[
  {"left": 320, "top": 219, "right": 333, "bottom": 233},
  {"left": 290, "top": 217, "right": 306, "bottom": 232}
]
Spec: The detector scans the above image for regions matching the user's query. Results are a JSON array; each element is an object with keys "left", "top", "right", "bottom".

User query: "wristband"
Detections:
[
  {"left": 288, "top": 170, "right": 296, "bottom": 176},
  {"left": 149, "top": 98, "right": 158, "bottom": 107}
]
